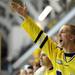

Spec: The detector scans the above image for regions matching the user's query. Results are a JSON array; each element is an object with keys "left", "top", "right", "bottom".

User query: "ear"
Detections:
[{"left": 70, "top": 35, "right": 75, "bottom": 41}]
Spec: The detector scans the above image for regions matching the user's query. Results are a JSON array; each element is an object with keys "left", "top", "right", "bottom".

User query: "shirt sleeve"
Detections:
[{"left": 21, "top": 16, "right": 58, "bottom": 59}]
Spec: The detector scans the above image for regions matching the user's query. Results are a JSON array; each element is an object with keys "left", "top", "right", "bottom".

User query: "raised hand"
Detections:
[{"left": 11, "top": 1, "right": 27, "bottom": 17}]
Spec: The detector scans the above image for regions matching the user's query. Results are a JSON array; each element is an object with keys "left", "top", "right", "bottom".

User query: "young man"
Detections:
[{"left": 11, "top": 1, "right": 75, "bottom": 75}]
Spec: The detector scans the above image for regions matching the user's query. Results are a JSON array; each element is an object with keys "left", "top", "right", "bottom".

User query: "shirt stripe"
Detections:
[
  {"left": 34, "top": 30, "right": 43, "bottom": 43},
  {"left": 40, "top": 36, "right": 48, "bottom": 48}
]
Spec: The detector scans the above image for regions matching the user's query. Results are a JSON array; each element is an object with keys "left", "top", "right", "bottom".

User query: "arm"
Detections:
[
  {"left": 11, "top": 1, "right": 58, "bottom": 59},
  {"left": 21, "top": 16, "right": 58, "bottom": 60}
]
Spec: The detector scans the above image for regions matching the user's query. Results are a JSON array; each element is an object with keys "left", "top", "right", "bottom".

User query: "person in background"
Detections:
[
  {"left": 24, "top": 64, "right": 34, "bottom": 75},
  {"left": 34, "top": 50, "right": 53, "bottom": 75}
]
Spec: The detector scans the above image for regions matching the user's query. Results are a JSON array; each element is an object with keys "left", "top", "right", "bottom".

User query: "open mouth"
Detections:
[
  {"left": 60, "top": 39, "right": 63, "bottom": 42},
  {"left": 57, "top": 39, "right": 63, "bottom": 50},
  {"left": 59, "top": 39, "right": 64, "bottom": 47}
]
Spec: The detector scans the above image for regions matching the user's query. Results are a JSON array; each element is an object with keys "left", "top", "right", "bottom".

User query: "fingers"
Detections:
[
  {"left": 11, "top": 2, "right": 20, "bottom": 10},
  {"left": 10, "top": 1, "right": 27, "bottom": 17},
  {"left": 12, "top": 0, "right": 23, "bottom": 6},
  {"left": 17, "top": 6, "right": 27, "bottom": 17}
]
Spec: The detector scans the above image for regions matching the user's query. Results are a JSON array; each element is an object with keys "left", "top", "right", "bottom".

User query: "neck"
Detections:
[{"left": 64, "top": 44, "right": 75, "bottom": 53}]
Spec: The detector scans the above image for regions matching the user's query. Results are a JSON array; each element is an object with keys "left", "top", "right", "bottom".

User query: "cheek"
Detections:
[{"left": 61, "top": 34, "right": 67, "bottom": 40}]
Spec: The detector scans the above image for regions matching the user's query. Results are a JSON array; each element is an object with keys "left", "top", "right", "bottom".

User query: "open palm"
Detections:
[{"left": 11, "top": 2, "right": 27, "bottom": 17}]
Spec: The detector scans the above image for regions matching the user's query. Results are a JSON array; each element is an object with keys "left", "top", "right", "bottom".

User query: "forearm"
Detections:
[{"left": 21, "top": 16, "right": 43, "bottom": 42}]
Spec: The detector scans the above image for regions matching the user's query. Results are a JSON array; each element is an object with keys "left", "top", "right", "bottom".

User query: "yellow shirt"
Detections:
[
  {"left": 44, "top": 68, "right": 54, "bottom": 75},
  {"left": 21, "top": 16, "right": 75, "bottom": 75}
]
